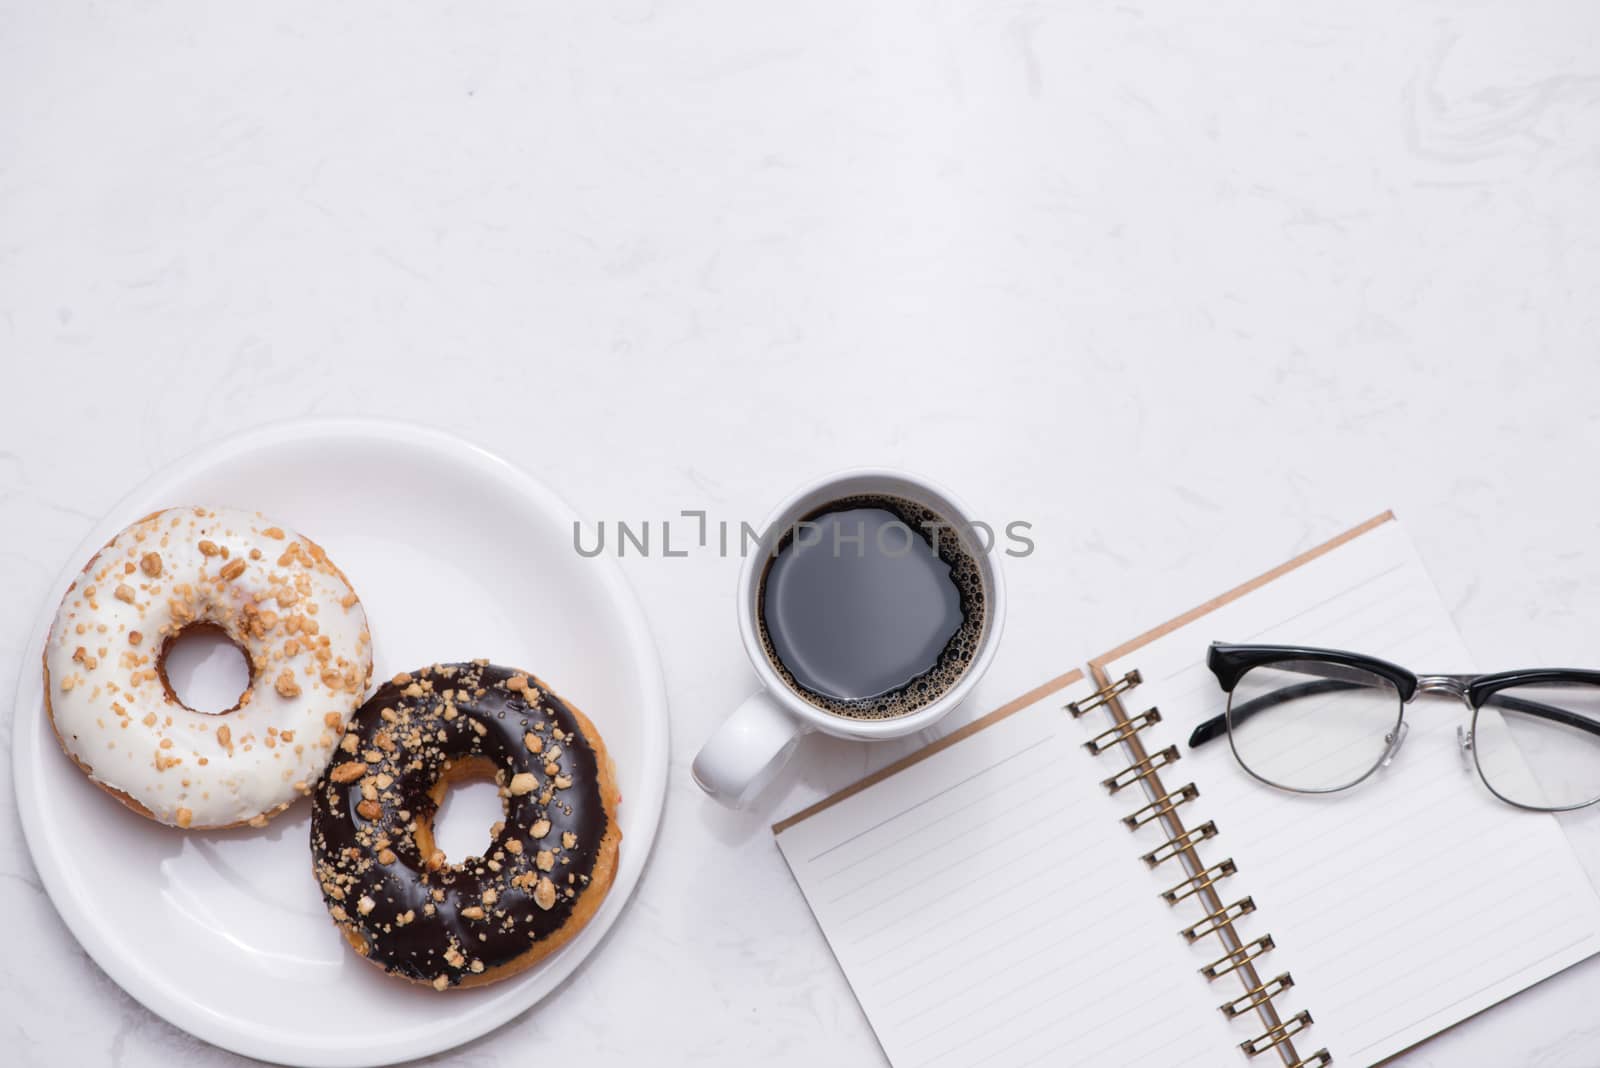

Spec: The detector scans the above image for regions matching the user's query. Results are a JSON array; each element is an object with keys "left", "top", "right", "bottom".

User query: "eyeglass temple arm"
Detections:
[
  {"left": 1188, "top": 677, "right": 1600, "bottom": 749},
  {"left": 1477, "top": 691, "right": 1600, "bottom": 738},
  {"left": 1188, "top": 679, "right": 1351, "bottom": 748},
  {"left": 1191, "top": 656, "right": 1394, "bottom": 748}
]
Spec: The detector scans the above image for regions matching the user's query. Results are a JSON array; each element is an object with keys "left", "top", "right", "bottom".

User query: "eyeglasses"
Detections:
[{"left": 1190, "top": 643, "right": 1600, "bottom": 812}]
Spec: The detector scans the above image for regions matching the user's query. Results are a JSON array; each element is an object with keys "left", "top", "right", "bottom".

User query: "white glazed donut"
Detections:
[{"left": 43, "top": 506, "right": 374, "bottom": 829}]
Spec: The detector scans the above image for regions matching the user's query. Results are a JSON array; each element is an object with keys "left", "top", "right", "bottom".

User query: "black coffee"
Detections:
[{"left": 756, "top": 494, "right": 985, "bottom": 720}]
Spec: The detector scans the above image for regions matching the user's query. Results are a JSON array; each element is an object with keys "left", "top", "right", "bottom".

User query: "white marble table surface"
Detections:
[{"left": 5, "top": 2, "right": 1600, "bottom": 1065}]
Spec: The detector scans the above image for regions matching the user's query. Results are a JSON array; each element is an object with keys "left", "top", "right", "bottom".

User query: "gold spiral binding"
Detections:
[
  {"left": 1123, "top": 782, "right": 1199, "bottom": 828},
  {"left": 1181, "top": 897, "right": 1256, "bottom": 943},
  {"left": 1065, "top": 669, "right": 1141, "bottom": 718},
  {"left": 1101, "top": 745, "right": 1180, "bottom": 793},
  {"left": 1082, "top": 708, "right": 1161, "bottom": 754},
  {"left": 1073, "top": 662, "right": 1322, "bottom": 1064},
  {"left": 1219, "top": 972, "right": 1294, "bottom": 1018},
  {"left": 1201, "top": 934, "right": 1274, "bottom": 979},
  {"left": 1142, "top": 820, "right": 1218, "bottom": 867},
  {"left": 1163, "top": 857, "right": 1236, "bottom": 904},
  {"left": 1241, "top": 1010, "right": 1313, "bottom": 1056}
]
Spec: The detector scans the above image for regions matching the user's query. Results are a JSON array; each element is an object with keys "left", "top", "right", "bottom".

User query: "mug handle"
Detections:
[{"left": 692, "top": 691, "right": 809, "bottom": 808}]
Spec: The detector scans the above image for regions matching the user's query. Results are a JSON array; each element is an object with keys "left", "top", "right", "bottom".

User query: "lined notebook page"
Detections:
[
  {"left": 1099, "top": 516, "right": 1600, "bottom": 1066},
  {"left": 775, "top": 675, "right": 1239, "bottom": 1068}
]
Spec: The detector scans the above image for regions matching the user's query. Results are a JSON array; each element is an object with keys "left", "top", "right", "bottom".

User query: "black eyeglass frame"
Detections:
[{"left": 1191, "top": 642, "right": 1600, "bottom": 812}]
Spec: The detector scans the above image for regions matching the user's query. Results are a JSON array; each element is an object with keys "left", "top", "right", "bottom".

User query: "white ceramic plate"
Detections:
[{"left": 11, "top": 419, "right": 669, "bottom": 1066}]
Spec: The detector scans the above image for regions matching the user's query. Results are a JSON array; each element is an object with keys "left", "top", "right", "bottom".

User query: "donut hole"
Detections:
[
  {"left": 414, "top": 757, "right": 509, "bottom": 865},
  {"left": 159, "top": 623, "right": 253, "bottom": 715}
]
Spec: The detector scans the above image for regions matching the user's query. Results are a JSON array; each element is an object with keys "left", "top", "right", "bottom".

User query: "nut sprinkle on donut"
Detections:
[
  {"left": 42, "top": 506, "right": 372, "bottom": 829},
  {"left": 310, "top": 662, "right": 621, "bottom": 989}
]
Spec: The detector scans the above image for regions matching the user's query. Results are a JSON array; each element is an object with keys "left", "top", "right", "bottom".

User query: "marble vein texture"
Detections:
[{"left": 5, "top": 1, "right": 1600, "bottom": 1065}]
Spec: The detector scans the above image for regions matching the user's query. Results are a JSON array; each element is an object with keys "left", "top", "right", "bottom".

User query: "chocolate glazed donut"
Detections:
[{"left": 310, "top": 661, "right": 621, "bottom": 990}]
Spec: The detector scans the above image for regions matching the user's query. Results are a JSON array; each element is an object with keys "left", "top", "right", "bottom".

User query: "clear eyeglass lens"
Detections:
[
  {"left": 1474, "top": 682, "right": 1600, "bottom": 810},
  {"left": 1227, "top": 659, "right": 1404, "bottom": 792}
]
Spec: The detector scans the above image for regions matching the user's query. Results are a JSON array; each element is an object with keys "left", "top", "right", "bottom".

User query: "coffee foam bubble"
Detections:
[{"left": 755, "top": 493, "right": 987, "bottom": 721}]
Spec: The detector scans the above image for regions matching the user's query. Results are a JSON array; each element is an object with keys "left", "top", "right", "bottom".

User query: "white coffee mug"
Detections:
[{"left": 691, "top": 468, "right": 1006, "bottom": 808}]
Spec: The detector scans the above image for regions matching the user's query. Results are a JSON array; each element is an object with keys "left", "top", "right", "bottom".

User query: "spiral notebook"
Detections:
[{"left": 773, "top": 513, "right": 1600, "bottom": 1067}]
